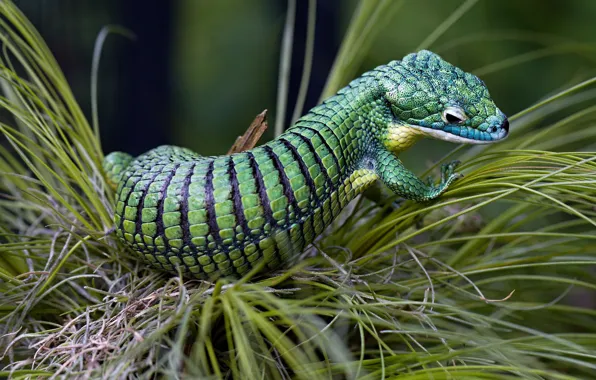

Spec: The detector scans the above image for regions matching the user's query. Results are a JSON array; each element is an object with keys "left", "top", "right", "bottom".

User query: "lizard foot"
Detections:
[{"left": 427, "top": 160, "right": 463, "bottom": 200}]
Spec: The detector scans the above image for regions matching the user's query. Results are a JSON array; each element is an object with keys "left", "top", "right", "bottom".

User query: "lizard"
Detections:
[{"left": 103, "top": 50, "right": 509, "bottom": 280}]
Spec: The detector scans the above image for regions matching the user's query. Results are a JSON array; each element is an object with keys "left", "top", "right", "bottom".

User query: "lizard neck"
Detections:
[
  {"left": 274, "top": 76, "right": 396, "bottom": 210},
  {"left": 287, "top": 75, "right": 390, "bottom": 171},
  {"left": 384, "top": 123, "right": 425, "bottom": 153}
]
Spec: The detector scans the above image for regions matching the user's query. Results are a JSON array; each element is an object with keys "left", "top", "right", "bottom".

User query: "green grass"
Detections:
[{"left": 1, "top": 0, "right": 596, "bottom": 378}]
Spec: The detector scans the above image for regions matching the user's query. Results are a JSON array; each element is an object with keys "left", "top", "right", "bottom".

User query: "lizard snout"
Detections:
[{"left": 502, "top": 119, "right": 509, "bottom": 134}]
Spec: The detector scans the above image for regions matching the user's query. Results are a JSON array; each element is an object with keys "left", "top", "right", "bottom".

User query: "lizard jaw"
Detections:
[{"left": 413, "top": 125, "right": 507, "bottom": 144}]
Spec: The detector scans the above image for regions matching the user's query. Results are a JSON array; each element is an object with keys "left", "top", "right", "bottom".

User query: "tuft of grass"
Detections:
[{"left": 1, "top": 0, "right": 596, "bottom": 379}]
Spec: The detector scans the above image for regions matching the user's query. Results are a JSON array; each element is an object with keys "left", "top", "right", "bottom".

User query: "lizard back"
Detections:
[{"left": 110, "top": 120, "right": 371, "bottom": 279}]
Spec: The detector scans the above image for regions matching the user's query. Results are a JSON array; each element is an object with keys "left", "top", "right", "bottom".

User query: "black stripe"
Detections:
[
  {"left": 310, "top": 108, "right": 348, "bottom": 156},
  {"left": 155, "top": 164, "right": 181, "bottom": 252},
  {"left": 247, "top": 150, "right": 281, "bottom": 266},
  {"left": 297, "top": 121, "right": 345, "bottom": 171},
  {"left": 294, "top": 125, "right": 341, "bottom": 178},
  {"left": 263, "top": 144, "right": 299, "bottom": 223},
  {"left": 118, "top": 170, "right": 144, "bottom": 234},
  {"left": 264, "top": 143, "right": 304, "bottom": 268},
  {"left": 179, "top": 162, "right": 197, "bottom": 250},
  {"left": 134, "top": 167, "right": 166, "bottom": 248},
  {"left": 288, "top": 131, "right": 336, "bottom": 221},
  {"left": 288, "top": 131, "right": 334, "bottom": 191},
  {"left": 247, "top": 151, "right": 274, "bottom": 226},
  {"left": 278, "top": 138, "right": 312, "bottom": 248},
  {"left": 228, "top": 156, "right": 250, "bottom": 240},
  {"left": 204, "top": 160, "right": 222, "bottom": 244},
  {"left": 279, "top": 138, "right": 320, "bottom": 208}
]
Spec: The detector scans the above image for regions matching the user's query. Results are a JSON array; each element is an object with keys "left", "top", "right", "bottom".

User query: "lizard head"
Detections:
[{"left": 379, "top": 50, "right": 508, "bottom": 152}]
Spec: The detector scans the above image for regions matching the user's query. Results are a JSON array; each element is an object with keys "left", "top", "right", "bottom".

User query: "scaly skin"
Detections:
[{"left": 103, "top": 50, "right": 509, "bottom": 280}]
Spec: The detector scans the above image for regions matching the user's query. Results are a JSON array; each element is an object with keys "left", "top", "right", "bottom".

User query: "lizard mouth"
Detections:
[{"left": 412, "top": 119, "right": 509, "bottom": 144}]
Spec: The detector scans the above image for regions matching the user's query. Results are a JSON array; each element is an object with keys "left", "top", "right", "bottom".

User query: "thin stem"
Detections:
[
  {"left": 90, "top": 26, "right": 135, "bottom": 148},
  {"left": 291, "top": 0, "right": 317, "bottom": 125},
  {"left": 320, "top": 0, "right": 404, "bottom": 101},
  {"left": 416, "top": 0, "right": 479, "bottom": 50},
  {"left": 274, "top": 0, "right": 296, "bottom": 137}
]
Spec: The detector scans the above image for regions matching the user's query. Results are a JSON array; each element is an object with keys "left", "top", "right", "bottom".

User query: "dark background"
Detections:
[{"left": 14, "top": 0, "right": 596, "bottom": 167}]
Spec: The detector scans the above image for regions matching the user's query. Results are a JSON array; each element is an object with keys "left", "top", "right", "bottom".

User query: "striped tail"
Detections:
[{"left": 103, "top": 151, "right": 134, "bottom": 190}]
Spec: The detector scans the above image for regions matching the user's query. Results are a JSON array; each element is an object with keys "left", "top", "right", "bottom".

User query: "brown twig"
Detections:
[{"left": 227, "top": 110, "right": 268, "bottom": 154}]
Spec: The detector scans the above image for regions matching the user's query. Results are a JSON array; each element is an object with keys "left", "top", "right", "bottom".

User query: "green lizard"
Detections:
[{"left": 103, "top": 50, "right": 508, "bottom": 280}]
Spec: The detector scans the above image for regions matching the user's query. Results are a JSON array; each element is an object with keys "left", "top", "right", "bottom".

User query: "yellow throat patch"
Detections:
[{"left": 385, "top": 124, "right": 425, "bottom": 153}]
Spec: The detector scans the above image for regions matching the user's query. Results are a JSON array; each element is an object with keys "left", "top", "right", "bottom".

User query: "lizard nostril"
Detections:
[{"left": 501, "top": 119, "right": 509, "bottom": 133}]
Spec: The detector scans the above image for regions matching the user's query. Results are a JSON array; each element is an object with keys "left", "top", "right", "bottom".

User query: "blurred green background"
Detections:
[{"left": 14, "top": 0, "right": 596, "bottom": 173}]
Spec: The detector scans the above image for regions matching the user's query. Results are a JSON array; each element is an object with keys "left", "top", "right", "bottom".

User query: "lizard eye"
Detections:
[{"left": 442, "top": 107, "right": 467, "bottom": 124}]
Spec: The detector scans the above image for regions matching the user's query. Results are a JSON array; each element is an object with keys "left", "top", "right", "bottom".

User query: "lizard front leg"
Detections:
[{"left": 374, "top": 149, "right": 461, "bottom": 202}]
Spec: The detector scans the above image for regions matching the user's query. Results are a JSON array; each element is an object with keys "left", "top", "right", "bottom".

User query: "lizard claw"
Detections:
[
  {"left": 440, "top": 160, "right": 461, "bottom": 183},
  {"left": 425, "top": 160, "right": 463, "bottom": 200}
]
